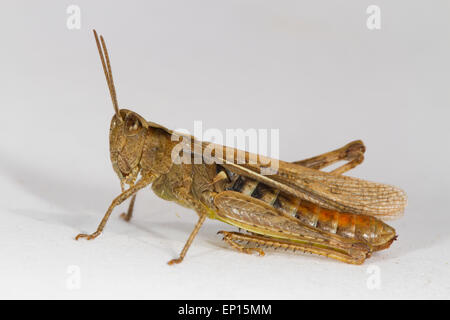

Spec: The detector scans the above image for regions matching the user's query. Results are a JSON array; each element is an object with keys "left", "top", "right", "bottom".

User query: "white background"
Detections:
[{"left": 0, "top": 1, "right": 449, "bottom": 299}]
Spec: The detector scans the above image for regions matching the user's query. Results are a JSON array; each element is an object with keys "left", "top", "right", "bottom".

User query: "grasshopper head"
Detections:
[
  {"left": 92, "top": 30, "right": 173, "bottom": 187},
  {"left": 109, "top": 109, "right": 149, "bottom": 186},
  {"left": 91, "top": 30, "right": 149, "bottom": 187}
]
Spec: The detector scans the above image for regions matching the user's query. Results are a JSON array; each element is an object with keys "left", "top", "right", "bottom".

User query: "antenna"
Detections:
[{"left": 93, "top": 29, "right": 122, "bottom": 121}]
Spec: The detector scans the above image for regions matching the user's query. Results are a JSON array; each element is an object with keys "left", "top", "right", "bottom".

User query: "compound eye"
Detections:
[
  {"left": 124, "top": 115, "right": 142, "bottom": 136},
  {"left": 111, "top": 118, "right": 117, "bottom": 129}
]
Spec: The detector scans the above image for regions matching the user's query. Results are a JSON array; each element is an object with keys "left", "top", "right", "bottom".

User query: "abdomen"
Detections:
[{"left": 226, "top": 175, "right": 396, "bottom": 251}]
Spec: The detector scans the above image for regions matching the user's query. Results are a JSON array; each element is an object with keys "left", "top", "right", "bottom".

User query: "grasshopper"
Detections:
[{"left": 75, "top": 30, "right": 407, "bottom": 265}]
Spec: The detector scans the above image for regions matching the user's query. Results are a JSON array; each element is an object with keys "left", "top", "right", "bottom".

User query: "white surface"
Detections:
[{"left": 0, "top": 1, "right": 449, "bottom": 299}]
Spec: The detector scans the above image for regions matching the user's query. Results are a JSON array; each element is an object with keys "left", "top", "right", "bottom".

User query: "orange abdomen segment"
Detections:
[
  {"left": 228, "top": 175, "right": 396, "bottom": 251},
  {"left": 277, "top": 195, "right": 396, "bottom": 250}
]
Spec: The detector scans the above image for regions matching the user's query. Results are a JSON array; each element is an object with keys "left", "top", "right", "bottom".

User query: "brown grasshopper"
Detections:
[{"left": 75, "top": 30, "right": 407, "bottom": 265}]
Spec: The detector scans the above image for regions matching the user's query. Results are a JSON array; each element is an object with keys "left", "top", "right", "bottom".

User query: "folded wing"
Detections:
[{"left": 170, "top": 135, "right": 407, "bottom": 219}]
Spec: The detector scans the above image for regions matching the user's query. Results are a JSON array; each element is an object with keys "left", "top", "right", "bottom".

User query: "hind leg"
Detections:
[
  {"left": 218, "top": 231, "right": 265, "bottom": 256},
  {"left": 218, "top": 231, "right": 368, "bottom": 264},
  {"left": 293, "top": 140, "right": 365, "bottom": 175}
]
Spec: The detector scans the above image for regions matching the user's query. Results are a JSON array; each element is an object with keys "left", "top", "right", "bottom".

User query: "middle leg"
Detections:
[{"left": 167, "top": 211, "right": 208, "bottom": 265}]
